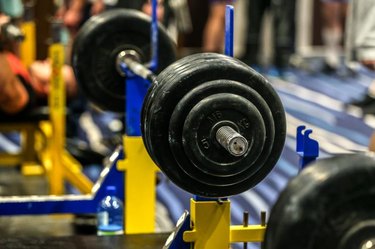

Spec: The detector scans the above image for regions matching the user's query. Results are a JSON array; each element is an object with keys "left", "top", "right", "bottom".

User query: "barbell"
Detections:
[{"left": 72, "top": 9, "right": 286, "bottom": 197}]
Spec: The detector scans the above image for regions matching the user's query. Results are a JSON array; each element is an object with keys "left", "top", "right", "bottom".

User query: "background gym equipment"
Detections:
[
  {"left": 0, "top": 108, "right": 48, "bottom": 173},
  {"left": 45, "top": 20, "right": 93, "bottom": 195},
  {"left": 0, "top": 2, "right": 37, "bottom": 174},
  {"left": 0, "top": 146, "right": 124, "bottom": 215},
  {"left": 263, "top": 153, "right": 375, "bottom": 249},
  {"left": 72, "top": 8, "right": 176, "bottom": 113},
  {"left": 0, "top": 20, "right": 93, "bottom": 195},
  {"left": 0, "top": 1, "right": 174, "bottom": 235},
  {"left": 0, "top": 18, "right": 123, "bottom": 216},
  {"left": 72, "top": 2, "right": 177, "bottom": 234}
]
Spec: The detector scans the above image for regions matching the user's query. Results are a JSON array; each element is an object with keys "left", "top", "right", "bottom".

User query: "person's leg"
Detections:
[
  {"left": 241, "top": 0, "right": 269, "bottom": 66},
  {"left": 346, "top": 0, "right": 375, "bottom": 109},
  {"left": 321, "top": 0, "right": 347, "bottom": 72},
  {"left": 368, "top": 131, "right": 375, "bottom": 152},
  {"left": 202, "top": 1, "right": 226, "bottom": 52},
  {"left": 272, "top": 0, "right": 296, "bottom": 71}
]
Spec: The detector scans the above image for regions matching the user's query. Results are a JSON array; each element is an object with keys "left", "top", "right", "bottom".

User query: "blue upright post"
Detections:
[
  {"left": 224, "top": 5, "right": 234, "bottom": 57},
  {"left": 123, "top": 0, "right": 159, "bottom": 136},
  {"left": 150, "top": 0, "right": 159, "bottom": 71},
  {"left": 125, "top": 75, "right": 149, "bottom": 136}
]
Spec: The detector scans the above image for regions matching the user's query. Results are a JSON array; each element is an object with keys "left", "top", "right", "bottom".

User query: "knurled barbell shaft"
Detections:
[
  {"left": 123, "top": 56, "right": 153, "bottom": 78},
  {"left": 122, "top": 56, "right": 157, "bottom": 83},
  {"left": 216, "top": 126, "right": 249, "bottom": 157}
]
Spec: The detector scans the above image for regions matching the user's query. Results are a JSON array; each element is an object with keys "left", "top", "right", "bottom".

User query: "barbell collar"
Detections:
[
  {"left": 216, "top": 125, "right": 249, "bottom": 157},
  {"left": 117, "top": 50, "right": 157, "bottom": 82}
]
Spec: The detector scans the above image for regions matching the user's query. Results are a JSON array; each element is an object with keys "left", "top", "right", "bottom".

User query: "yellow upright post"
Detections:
[
  {"left": 117, "top": 136, "right": 159, "bottom": 234},
  {"left": 48, "top": 22, "right": 65, "bottom": 195},
  {"left": 43, "top": 20, "right": 93, "bottom": 195},
  {"left": 20, "top": 2, "right": 36, "bottom": 67},
  {"left": 62, "top": 151, "right": 93, "bottom": 193},
  {"left": 183, "top": 199, "right": 266, "bottom": 249},
  {"left": 20, "top": 122, "right": 44, "bottom": 175},
  {"left": 184, "top": 199, "right": 231, "bottom": 249}
]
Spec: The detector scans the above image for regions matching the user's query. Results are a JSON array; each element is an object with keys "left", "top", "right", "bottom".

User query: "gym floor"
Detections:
[{"left": 0, "top": 168, "right": 75, "bottom": 237}]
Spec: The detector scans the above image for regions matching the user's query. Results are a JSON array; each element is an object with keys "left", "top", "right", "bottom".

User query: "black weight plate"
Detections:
[
  {"left": 181, "top": 93, "right": 266, "bottom": 178},
  {"left": 72, "top": 9, "right": 176, "bottom": 113},
  {"left": 167, "top": 80, "right": 273, "bottom": 187},
  {"left": 176, "top": 92, "right": 266, "bottom": 185},
  {"left": 141, "top": 81, "right": 160, "bottom": 162},
  {"left": 263, "top": 153, "right": 375, "bottom": 249},
  {"left": 142, "top": 53, "right": 286, "bottom": 197},
  {"left": 167, "top": 80, "right": 274, "bottom": 187}
]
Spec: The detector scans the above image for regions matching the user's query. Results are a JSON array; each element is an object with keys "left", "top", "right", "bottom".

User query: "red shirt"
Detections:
[{"left": 5, "top": 52, "right": 31, "bottom": 84}]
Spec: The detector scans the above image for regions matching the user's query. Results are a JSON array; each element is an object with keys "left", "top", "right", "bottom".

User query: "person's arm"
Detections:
[
  {"left": 63, "top": 0, "right": 87, "bottom": 33},
  {"left": 90, "top": 0, "right": 105, "bottom": 15},
  {"left": 0, "top": 53, "right": 29, "bottom": 114},
  {"left": 142, "top": 0, "right": 165, "bottom": 21},
  {"left": 202, "top": 1, "right": 227, "bottom": 52},
  {"left": 29, "top": 60, "right": 78, "bottom": 98}
]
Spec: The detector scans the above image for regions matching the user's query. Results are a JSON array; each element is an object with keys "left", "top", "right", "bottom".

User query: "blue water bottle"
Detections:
[{"left": 97, "top": 186, "right": 124, "bottom": 235}]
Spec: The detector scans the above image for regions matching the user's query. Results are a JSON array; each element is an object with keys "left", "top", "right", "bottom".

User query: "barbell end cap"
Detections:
[{"left": 216, "top": 125, "right": 249, "bottom": 157}]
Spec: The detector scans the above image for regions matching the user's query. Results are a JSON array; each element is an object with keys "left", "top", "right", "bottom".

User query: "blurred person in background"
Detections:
[
  {"left": 0, "top": 1, "right": 77, "bottom": 117},
  {"left": 320, "top": 0, "right": 349, "bottom": 74},
  {"left": 0, "top": 6, "right": 31, "bottom": 115},
  {"left": 339, "top": 0, "right": 375, "bottom": 151},
  {"left": 57, "top": 0, "right": 166, "bottom": 37},
  {"left": 239, "top": 0, "right": 296, "bottom": 76},
  {"left": 346, "top": 0, "right": 375, "bottom": 115},
  {"left": 178, "top": 0, "right": 232, "bottom": 54},
  {"left": 345, "top": 0, "right": 375, "bottom": 72}
]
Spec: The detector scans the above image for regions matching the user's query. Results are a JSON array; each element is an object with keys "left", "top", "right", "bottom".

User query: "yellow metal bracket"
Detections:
[
  {"left": 44, "top": 43, "right": 93, "bottom": 195},
  {"left": 48, "top": 43, "right": 66, "bottom": 195},
  {"left": 0, "top": 122, "right": 40, "bottom": 172},
  {"left": 183, "top": 199, "right": 266, "bottom": 249},
  {"left": 117, "top": 136, "right": 159, "bottom": 234},
  {"left": 184, "top": 199, "right": 231, "bottom": 248}
]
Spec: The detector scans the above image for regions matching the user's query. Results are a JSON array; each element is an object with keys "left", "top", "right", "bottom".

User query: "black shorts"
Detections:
[{"left": 321, "top": 0, "right": 348, "bottom": 3}]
